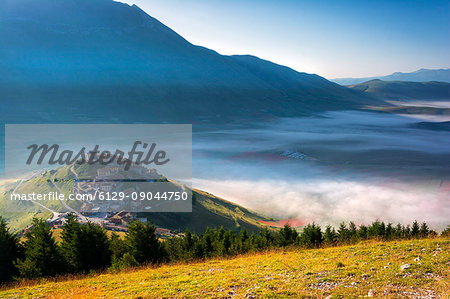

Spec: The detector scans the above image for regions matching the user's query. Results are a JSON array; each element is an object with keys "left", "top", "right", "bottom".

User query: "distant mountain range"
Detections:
[
  {"left": 0, "top": 0, "right": 381, "bottom": 124},
  {"left": 331, "top": 69, "right": 450, "bottom": 86},
  {"left": 349, "top": 79, "right": 450, "bottom": 101}
]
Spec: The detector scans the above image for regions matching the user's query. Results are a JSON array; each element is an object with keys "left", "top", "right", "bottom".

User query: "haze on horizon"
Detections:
[{"left": 123, "top": 0, "right": 450, "bottom": 79}]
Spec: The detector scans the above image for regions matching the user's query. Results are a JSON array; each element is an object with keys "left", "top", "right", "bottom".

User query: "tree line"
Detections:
[{"left": 0, "top": 215, "right": 448, "bottom": 284}]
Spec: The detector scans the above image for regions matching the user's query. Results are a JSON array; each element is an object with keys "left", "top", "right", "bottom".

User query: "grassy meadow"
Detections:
[{"left": 1, "top": 237, "right": 448, "bottom": 298}]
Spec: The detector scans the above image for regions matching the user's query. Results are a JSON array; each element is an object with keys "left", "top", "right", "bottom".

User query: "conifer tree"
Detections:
[
  {"left": 0, "top": 216, "right": 22, "bottom": 283},
  {"left": 125, "top": 220, "right": 165, "bottom": 264},
  {"left": 16, "top": 218, "right": 63, "bottom": 278},
  {"left": 357, "top": 225, "right": 368, "bottom": 240},
  {"left": 61, "top": 215, "right": 111, "bottom": 272},
  {"left": 411, "top": 220, "right": 420, "bottom": 238},
  {"left": 348, "top": 222, "right": 357, "bottom": 242},
  {"left": 323, "top": 225, "right": 337, "bottom": 245},
  {"left": 419, "top": 222, "right": 429, "bottom": 238},
  {"left": 385, "top": 223, "right": 394, "bottom": 240},
  {"left": 299, "top": 223, "right": 323, "bottom": 248},
  {"left": 276, "top": 224, "right": 298, "bottom": 246},
  {"left": 60, "top": 213, "right": 81, "bottom": 272},
  {"left": 338, "top": 222, "right": 349, "bottom": 243}
]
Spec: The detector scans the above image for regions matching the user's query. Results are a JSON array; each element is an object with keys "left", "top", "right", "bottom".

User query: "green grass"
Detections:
[
  {"left": 133, "top": 188, "right": 276, "bottom": 234},
  {"left": 2, "top": 165, "right": 275, "bottom": 233},
  {"left": 0, "top": 167, "right": 76, "bottom": 232},
  {"left": 1, "top": 238, "right": 448, "bottom": 298}
]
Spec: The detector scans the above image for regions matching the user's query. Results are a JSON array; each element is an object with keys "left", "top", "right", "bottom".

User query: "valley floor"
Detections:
[{"left": 1, "top": 238, "right": 448, "bottom": 298}]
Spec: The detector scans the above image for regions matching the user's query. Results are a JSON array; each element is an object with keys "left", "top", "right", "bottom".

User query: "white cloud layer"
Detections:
[{"left": 193, "top": 177, "right": 449, "bottom": 229}]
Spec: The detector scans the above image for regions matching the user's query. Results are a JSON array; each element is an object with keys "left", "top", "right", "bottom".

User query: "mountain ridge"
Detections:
[
  {"left": 331, "top": 68, "right": 450, "bottom": 85},
  {"left": 349, "top": 79, "right": 450, "bottom": 100},
  {"left": 0, "top": 0, "right": 382, "bottom": 124}
]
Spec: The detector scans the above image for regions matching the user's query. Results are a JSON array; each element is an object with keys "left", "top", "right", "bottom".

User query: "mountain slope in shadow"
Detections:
[{"left": 0, "top": 0, "right": 381, "bottom": 124}]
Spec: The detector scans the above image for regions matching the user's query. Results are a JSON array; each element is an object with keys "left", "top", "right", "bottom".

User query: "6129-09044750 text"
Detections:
[{"left": 9, "top": 191, "right": 189, "bottom": 201}]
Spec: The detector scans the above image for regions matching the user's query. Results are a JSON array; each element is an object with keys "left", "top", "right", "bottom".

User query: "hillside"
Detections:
[
  {"left": 332, "top": 68, "right": 450, "bottom": 85},
  {"left": 349, "top": 79, "right": 450, "bottom": 100},
  {"left": 0, "top": 165, "right": 274, "bottom": 234},
  {"left": 141, "top": 189, "right": 274, "bottom": 234},
  {"left": 0, "top": 0, "right": 381, "bottom": 124},
  {"left": 1, "top": 238, "right": 448, "bottom": 297}
]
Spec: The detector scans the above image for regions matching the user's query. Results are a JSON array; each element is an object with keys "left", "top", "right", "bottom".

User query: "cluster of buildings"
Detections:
[
  {"left": 101, "top": 211, "right": 176, "bottom": 238},
  {"left": 74, "top": 164, "right": 160, "bottom": 214},
  {"left": 19, "top": 160, "right": 177, "bottom": 239},
  {"left": 24, "top": 210, "right": 176, "bottom": 238}
]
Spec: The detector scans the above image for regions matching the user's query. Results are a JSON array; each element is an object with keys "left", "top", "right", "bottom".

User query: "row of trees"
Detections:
[
  {"left": 0, "top": 215, "right": 447, "bottom": 283},
  {"left": 0, "top": 215, "right": 164, "bottom": 283},
  {"left": 165, "top": 220, "right": 439, "bottom": 261}
]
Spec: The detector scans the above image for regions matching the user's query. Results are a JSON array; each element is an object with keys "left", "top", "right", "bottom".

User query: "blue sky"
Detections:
[{"left": 123, "top": 0, "right": 449, "bottom": 78}]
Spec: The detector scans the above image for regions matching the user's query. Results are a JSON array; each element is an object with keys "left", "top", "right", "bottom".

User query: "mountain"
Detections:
[
  {"left": 1, "top": 165, "right": 275, "bottom": 233},
  {"left": 331, "top": 68, "right": 450, "bottom": 85},
  {"left": 348, "top": 79, "right": 450, "bottom": 100},
  {"left": 0, "top": 0, "right": 381, "bottom": 124},
  {"left": 142, "top": 188, "right": 274, "bottom": 234}
]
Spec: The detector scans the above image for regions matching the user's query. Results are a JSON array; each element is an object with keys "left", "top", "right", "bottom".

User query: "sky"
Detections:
[{"left": 122, "top": 0, "right": 450, "bottom": 79}]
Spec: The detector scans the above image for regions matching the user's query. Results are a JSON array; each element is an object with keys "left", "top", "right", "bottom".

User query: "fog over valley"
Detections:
[{"left": 192, "top": 110, "right": 450, "bottom": 229}]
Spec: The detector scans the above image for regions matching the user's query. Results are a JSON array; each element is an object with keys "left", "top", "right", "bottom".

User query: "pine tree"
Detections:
[
  {"left": 61, "top": 215, "right": 111, "bottom": 272},
  {"left": 60, "top": 213, "right": 81, "bottom": 272},
  {"left": 385, "top": 223, "right": 394, "bottom": 240},
  {"left": 16, "top": 218, "right": 63, "bottom": 278},
  {"left": 411, "top": 220, "right": 420, "bottom": 238},
  {"left": 357, "top": 225, "right": 368, "bottom": 240},
  {"left": 182, "top": 230, "right": 195, "bottom": 257},
  {"left": 202, "top": 228, "right": 215, "bottom": 257},
  {"left": 193, "top": 237, "right": 205, "bottom": 259},
  {"left": 125, "top": 220, "right": 165, "bottom": 264},
  {"left": 338, "top": 222, "right": 349, "bottom": 243},
  {"left": 216, "top": 227, "right": 226, "bottom": 242},
  {"left": 299, "top": 223, "right": 323, "bottom": 248},
  {"left": 221, "top": 230, "right": 233, "bottom": 255},
  {"left": 348, "top": 222, "right": 357, "bottom": 242},
  {"left": 213, "top": 227, "right": 227, "bottom": 256},
  {"left": 120, "top": 252, "right": 138, "bottom": 268},
  {"left": 237, "top": 228, "right": 250, "bottom": 253},
  {"left": 0, "top": 216, "right": 22, "bottom": 283},
  {"left": 163, "top": 235, "right": 184, "bottom": 262},
  {"left": 419, "top": 222, "right": 429, "bottom": 238},
  {"left": 368, "top": 220, "right": 385, "bottom": 239},
  {"left": 276, "top": 224, "right": 298, "bottom": 247},
  {"left": 404, "top": 225, "right": 411, "bottom": 239},
  {"left": 394, "top": 223, "right": 403, "bottom": 239},
  {"left": 323, "top": 225, "right": 337, "bottom": 245},
  {"left": 77, "top": 222, "right": 112, "bottom": 271},
  {"left": 255, "top": 227, "right": 274, "bottom": 250},
  {"left": 110, "top": 232, "right": 127, "bottom": 260}
]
